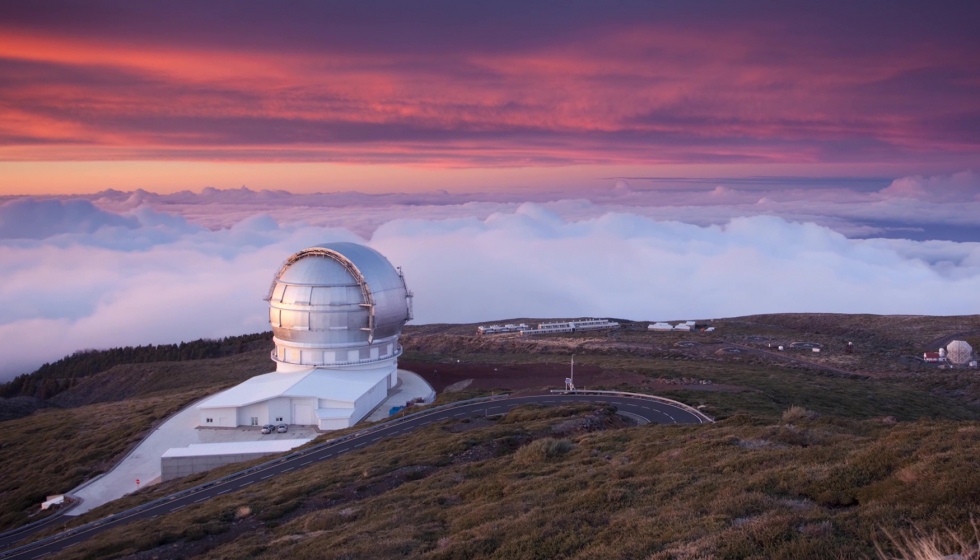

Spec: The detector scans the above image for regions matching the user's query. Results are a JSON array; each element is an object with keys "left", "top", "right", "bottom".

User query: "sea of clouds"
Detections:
[{"left": 1, "top": 171, "right": 979, "bottom": 381}]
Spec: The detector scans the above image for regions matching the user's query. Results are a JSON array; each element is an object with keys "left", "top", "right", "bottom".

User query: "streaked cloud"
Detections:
[{"left": 0, "top": 1, "right": 977, "bottom": 172}]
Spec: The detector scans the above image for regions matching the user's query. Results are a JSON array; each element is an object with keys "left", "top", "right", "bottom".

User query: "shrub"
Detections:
[
  {"left": 782, "top": 405, "right": 819, "bottom": 423},
  {"left": 515, "top": 438, "right": 574, "bottom": 463}
]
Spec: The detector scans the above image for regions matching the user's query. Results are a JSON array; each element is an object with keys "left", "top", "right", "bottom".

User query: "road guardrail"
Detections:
[{"left": 550, "top": 389, "right": 714, "bottom": 423}]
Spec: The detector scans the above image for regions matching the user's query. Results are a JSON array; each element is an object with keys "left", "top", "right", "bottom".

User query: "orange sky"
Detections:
[{"left": 0, "top": 1, "right": 977, "bottom": 195}]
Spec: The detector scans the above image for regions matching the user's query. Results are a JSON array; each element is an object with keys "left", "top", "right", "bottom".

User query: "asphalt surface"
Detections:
[{"left": 0, "top": 393, "right": 704, "bottom": 559}]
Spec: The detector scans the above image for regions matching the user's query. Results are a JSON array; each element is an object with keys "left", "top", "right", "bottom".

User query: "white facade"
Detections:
[
  {"left": 197, "top": 242, "right": 412, "bottom": 431},
  {"left": 522, "top": 318, "right": 620, "bottom": 335}
]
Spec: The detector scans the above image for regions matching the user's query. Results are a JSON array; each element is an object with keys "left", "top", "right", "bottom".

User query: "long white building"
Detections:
[{"left": 197, "top": 242, "right": 413, "bottom": 431}]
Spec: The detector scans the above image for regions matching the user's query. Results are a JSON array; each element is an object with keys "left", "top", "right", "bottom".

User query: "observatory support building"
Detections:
[{"left": 196, "top": 242, "right": 413, "bottom": 431}]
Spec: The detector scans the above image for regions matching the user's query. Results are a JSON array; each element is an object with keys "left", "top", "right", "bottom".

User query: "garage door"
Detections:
[{"left": 293, "top": 403, "right": 314, "bottom": 425}]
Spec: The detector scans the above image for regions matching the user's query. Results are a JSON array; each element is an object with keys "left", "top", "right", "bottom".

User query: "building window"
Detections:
[
  {"left": 206, "top": 418, "right": 213, "bottom": 423},
  {"left": 250, "top": 417, "right": 258, "bottom": 426},
  {"left": 275, "top": 417, "right": 283, "bottom": 422}
]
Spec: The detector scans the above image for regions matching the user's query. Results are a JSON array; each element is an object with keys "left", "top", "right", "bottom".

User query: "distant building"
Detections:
[
  {"left": 522, "top": 318, "right": 619, "bottom": 335},
  {"left": 649, "top": 322, "right": 674, "bottom": 331},
  {"left": 477, "top": 323, "right": 528, "bottom": 335},
  {"left": 673, "top": 324, "right": 692, "bottom": 332},
  {"left": 947, "top": 340, "right": 974, "bottom": 366},
  {"left": 923, "top": 352, "right": 943, "bottom": 363}
]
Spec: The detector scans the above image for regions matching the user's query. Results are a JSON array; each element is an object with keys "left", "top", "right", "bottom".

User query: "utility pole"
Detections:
[{"left": 565, "top": 354, "right": 576, "bottom": 391}]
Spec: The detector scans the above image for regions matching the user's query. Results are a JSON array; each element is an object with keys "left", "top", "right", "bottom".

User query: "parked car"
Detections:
[
  {"left": 276, "top": 424, "right": 288, "bottom": 433},
  {"left": 260, "top": 424, "right": 274, "bottom": 434}
]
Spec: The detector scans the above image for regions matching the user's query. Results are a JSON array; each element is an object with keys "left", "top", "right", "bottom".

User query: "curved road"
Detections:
[{"left": 1, "top": 393, "right": 703, "bottom": 559}]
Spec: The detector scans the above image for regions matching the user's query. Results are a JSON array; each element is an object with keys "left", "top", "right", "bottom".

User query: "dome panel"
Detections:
[{"left": 278, "top": 255, "right": 357, "bottom": 286}]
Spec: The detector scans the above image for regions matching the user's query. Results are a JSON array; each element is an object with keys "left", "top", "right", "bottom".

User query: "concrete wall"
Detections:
[
  {"left": 199, "top": 407, "right": 237, "bottom": 427},
  {"left": 268, "top": 397, "right": 291, "bottom": 424},
  {"left": 162, "top": 452, "right": 280, "bottom": 481},
  {"left": 236, "top": 402, "right": 268, "bottom": 427},
  {"left": 350, "top": 375, "right": 389, "bottom": 425},
  {"left": 318, "top": 416, "right": 351, "bottom": 431}
]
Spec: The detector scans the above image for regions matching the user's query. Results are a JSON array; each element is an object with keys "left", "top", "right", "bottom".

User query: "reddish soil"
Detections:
[{"left": 399, "top": 360, "right": 741, "bottom": 394}]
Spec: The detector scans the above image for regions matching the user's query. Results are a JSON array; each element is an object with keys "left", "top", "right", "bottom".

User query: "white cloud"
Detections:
[
  {"left": 3, "top": 186, "right": 980, "bottom": 382},
  {"left": 879, "top": 170, "right": 980, "bottom": 200}
]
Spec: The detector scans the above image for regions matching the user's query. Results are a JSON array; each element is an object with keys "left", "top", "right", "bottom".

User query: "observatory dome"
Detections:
[
  {"left": 267, "top": 242, "right": 412, "bottom": 368},
  {"left": 947, "top": 340, "right": 973, "bottom": 366}
]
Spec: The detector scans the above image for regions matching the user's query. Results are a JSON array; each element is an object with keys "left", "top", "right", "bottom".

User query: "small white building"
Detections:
[
  {"left": 649, "top": 322, "right": 673, "bottom": 331},
  {"left": 197, "top": 242, "right": 413, "bottom": 431}
]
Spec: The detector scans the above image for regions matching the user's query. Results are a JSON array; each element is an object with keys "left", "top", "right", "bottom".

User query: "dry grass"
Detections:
[
  {"left": 876, "top": 520, "right": 980, "bottom": 560},
  {"left": 41, "top": 405, "right": 980, "bottom": 560},
  {"left": 783, "top": 405, "right": 820, "bottom": 423},
  {"left": 0, "top": 390, "right": 208, "bottom": 531}
]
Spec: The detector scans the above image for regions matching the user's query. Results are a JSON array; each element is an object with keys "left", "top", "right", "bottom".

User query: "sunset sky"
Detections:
[
  {"left": 1, "top": 0, "right": 978, "bottom": 194},
  {"left": 2, "top": 1, "right": 980, "bottom": 379}
]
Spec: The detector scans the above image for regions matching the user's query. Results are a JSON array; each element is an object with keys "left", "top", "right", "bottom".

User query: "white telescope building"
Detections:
[{"left": 197, "top": 242, "right": 413, "bottom": 431}]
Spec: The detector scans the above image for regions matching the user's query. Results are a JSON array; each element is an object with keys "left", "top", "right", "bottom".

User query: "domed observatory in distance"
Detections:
[{"left": 197, "top": 243, "right": 413, "bottom": 431}]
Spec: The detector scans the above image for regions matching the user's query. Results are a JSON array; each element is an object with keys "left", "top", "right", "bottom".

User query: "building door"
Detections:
[{"left": 293, "top": 403, "right": 314, "bottom": 425}]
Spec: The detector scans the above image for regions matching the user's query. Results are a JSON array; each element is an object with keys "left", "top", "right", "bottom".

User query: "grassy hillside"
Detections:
[
  {"left": 0, "top": 333, "right": 272, "bottom": 402},
  {"left": 5, "top": 314, "right": 980, "bottom": 556},
  {"left": 0, "top": 350, "right": 271, "bottom": 531},
  {"left": 45, "top": 404, "right": 980, "bottom": 560}
]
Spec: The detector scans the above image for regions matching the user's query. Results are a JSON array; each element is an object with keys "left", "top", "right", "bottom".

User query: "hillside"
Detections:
[
  {"left": 45, "top": 404, "right": 980, "bottom": 560},
  {"left": 4, "top": 313, "right": 980, "bottom": 556}
]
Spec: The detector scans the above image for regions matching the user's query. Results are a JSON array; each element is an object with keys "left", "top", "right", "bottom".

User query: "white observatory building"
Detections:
[{"left": 196, "top": 242, "right": 413, "bottom": 431}]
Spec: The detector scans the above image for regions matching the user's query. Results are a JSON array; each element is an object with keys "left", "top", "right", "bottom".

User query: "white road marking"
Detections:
[
  {"left": 260, "top": 473, "right": 274, "bottom": 480},
  {"left": 193, "top": 496, "right": 209, "bottom": 503},
  {"left": 354, "top": 442, "right": 366, "bottom": 448},
  {"left": 301, "top": 461, "right": 313, "bottom": 466},
  {"left": 282, "top": 467, "right": 294, "bottom": 473}
]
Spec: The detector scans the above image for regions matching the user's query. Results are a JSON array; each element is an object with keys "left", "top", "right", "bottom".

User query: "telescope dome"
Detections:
[{"left": 267, "top": 243, "right": 412, "bottom": 362}]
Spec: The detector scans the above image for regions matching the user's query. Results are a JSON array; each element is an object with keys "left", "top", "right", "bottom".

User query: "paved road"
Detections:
[{"left": 0, "top": 393, "right": 703, "bottom": 559}]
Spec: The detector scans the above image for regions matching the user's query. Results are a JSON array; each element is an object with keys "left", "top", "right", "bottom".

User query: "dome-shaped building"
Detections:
[
  {"left": 197, "top": 243, "right": 415, "bottom": 431},
  {"left": 947, "top": 340, "right": 974, "bottom": 366},
  {"left": 268, "top": 242, "right": 412, "bottom": 371}
]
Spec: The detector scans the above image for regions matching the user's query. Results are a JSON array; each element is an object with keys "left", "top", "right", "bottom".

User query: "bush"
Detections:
[
  {"left": 515, "top": 438, "right": 574, "bottom": 463},
  {"left": 782, "top": 405, "right": 819, "bottom": 423}
]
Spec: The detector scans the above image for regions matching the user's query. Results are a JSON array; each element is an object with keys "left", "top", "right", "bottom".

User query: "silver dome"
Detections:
[{"left": 267, "top": 242, "right": 412, "bottom": 347}]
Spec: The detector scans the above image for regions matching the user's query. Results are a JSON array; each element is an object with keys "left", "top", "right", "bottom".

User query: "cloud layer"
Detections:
[{"left": 3, "top": 193, "right": 980, "bottom": 381}]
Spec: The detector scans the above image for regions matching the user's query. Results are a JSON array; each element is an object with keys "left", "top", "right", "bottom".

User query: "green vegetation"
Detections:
[
  {"left": 0, "top": 332, "right": 272, "bottom": 400},
  {"left": 6, "top": 314, "right": 980, "bottom": 557},
  {"left": 44, "top": 404, "right": 980, "bottom": 560},
  {"left": 0, "top": 349, "right": 272, "bottom": 532},
  {"left": 0, "top": 391, "right": 205, "bottom": 531}
]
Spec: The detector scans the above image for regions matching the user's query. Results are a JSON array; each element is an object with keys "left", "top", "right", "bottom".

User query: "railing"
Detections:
[
  {"left": 270, "top": 345, "right": 403, "bottom": 368},
  {"left": 550, "top": 389, "right": 714, "bottom": 424},
  {"left": 0, "top": 393, "right": 510, "bottom": 559}
]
